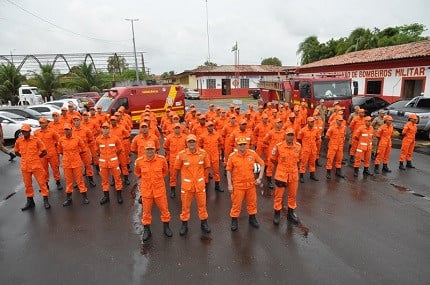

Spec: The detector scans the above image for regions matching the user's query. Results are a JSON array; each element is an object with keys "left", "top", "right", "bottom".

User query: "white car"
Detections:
[
  {"left": 184, "top": 88, "right": 200, "bottom": 100},
  {"left": 27, "top": 104, "right": 61, "bottom": 120},
  {"left": 0, "top": 111, "right": 40, "bottom": 139},
  {"left": 44, "top": 99, "right": 86, "bottom": 113}
]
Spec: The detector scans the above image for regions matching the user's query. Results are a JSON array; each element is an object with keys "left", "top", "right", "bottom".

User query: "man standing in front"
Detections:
[
  {"left": 270, "top": 128, "right": 301, "bottom": 225},
  {"left": 174, "top": 134, "right": 211, "bottom": 236},
  {"left": 226, "top": 136, "right": 265, "bottom": 231},
  {"left": 135, "top": 141, "right": 172, "bottom": 242},
  {"left": 14, "top": 124, "right": 51, "bottom": 210}
]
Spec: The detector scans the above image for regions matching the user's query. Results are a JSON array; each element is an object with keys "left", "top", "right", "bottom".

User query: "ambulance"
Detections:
[{"left": 95, "top": 85, "right": 185, "bottom": 128}]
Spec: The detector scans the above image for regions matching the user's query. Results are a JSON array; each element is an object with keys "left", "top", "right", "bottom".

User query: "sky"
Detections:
[{"left": 0, "top": 0, "right": 429, "bottom": 75}]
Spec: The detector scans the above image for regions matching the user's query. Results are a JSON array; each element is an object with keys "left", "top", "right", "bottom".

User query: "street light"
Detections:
[{"left": 125, "top": 18, "right": 140, "bottom": 83}]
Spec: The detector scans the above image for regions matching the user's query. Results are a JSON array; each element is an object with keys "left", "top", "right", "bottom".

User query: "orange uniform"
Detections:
[
  {"left": 14, "top": 135, "right": 49, "bottom": 198},
  {"left": 226, "top": 148, "right": 264, "bottom": 218},
  {"left": 48, "top": 120, "right": 65, "bottom": 137},
  {"left": 135, "top": 153, "right": 171, "bottom": 225},
  {"left": 58, "top": 134, "right": 88, "bottom": 194},
  {"left": 353, "top": 125, "right": 374, "bottom": 168},
  {"left": 111, "top": 124, "right": 131, "bottom": 176},
  {"left": 325, "top": 122, "right": 347, "bottom": 170},
  {"left": 399, "top": 120, "right": 417, "bottom": 163},
  {"left": 253, "top": 121, "right": 272, "bottom": 157},
  {"left": 174, "top": 148, "right": 211, "bottom": 222},
  {"left": 96, "top": 134, "right": 123, "bottom": 192},
  {"left": 34, "top": 127, "right": 61, "bottom": 183},
  {"left": 199, "top": 128, "right": 223, "bottom": 183},
  {"left": 72, "top": 125, "right": 95, "bottom": 178},
  {"left": 131, "top": 133, "right": 160, "bottom": 157},
  {"left": 163, "top": 132, "right": 187, "bottom": 187},
  {"left": 271, "top": 139, "right": 301, "bottom": 210},
  {"left": 349, "top": 115, "right": 365, "bottom": 156},
  {"left": 262, "top": 126, "right": 285, "bottom": 177},
  {"left": 375, "top": 123, "right": 393, "bottom": 165},
  {"left": 297, "top": 125, "right": 321, "bottom": 174}
]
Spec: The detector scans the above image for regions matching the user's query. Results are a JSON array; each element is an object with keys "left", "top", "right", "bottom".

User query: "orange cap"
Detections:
[
  {"left": 101, "top": 122, "right": 110, "bottom": 128},
  {"left": 236, "top": 136, "right": 248, "bottom": 144},
  {"left": 140, "top": 122, "right": 148, "bottom": 127},
  {"left": 364, "top": 116, "right": 372, "bottom": 121},
  {"left": 289, "top": 113, "right": 296, "bottom": 118},
  {"left": 206, "top": 121, "right": 214, "bottom": 127},
  {"left": 261, "top": 114, "right": 269, "bottom": 119},
  {"left": 144, "top": 141, "right": 156, "bottom": 149},
  {"left": 336, "top": 115, "right": 344, "bottom": 121},
  {"left": 82, "top": 111, "right": 89, "bottom": 116},
  {"left": 358, "top": 109, "right": 365, "bottom": 113},
  {"left": 173, "top": 123, "right": 181, "bottom": 128},
  {"left": 39, "top": 117, "right": 48, "bottom": 124},
  {"left": 307, "top": 117, "right": 315, "bottom": 122},
  {"left": 408, "top": 113, "right": 418, "bottom": 120},
  {"left": 384, "top": 115, "right": 393, "bottom": 121},
  {"left": 63, "top": 123, "right": 72, "bottom": 130},
  {"left": 72, "top": 115, "right": 81, "bottom": 120},
  {"left": 110, "top": 116, "right": 117, "bottom": 121},
  {"left": 20, "top": 124, "right": 31, "bottom": 132},
  {"left": 186, "top": 134, "right": 197, "bottom": 142},
  {"left": 285, "top": 128, "right": 295, "bottom": 135},
  {"left": 239, "top": 119, "right": 247, "bottom": 125},
  {"left": 61, "top": 107, "right": 67, "bottom": 111}
]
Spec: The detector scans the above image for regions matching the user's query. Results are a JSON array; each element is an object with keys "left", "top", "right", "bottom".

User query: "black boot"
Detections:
[
  {"left": 363, "top": 167, "right": 373, "bottom": 176},
  {"left": 335, "top": 168, "right": 345, "bottom": 178},
  {"left": 110, "top": 177, "right": 115, "bottom": 186},
  {"left": 163, "top": 222, "right": 173, "bottom": 237},
  {"left": 100, "top": 192, "right": 110, "bottom": 205},
  {"left": 116, "top": 190, "right": 123, "bottom": 204},
  {"left": 179, "top": 221, "right": 188, "bottom": 236},
  {"left": 310, "top": 172, "right": 319, "bottom": 181},
  {"left": 43, "top": 196, "right": 51, "bottom": 209},
  {"left": 142, "top": 225, "right": 152, "bottom": 242},
  {"left": 138, "top": 196, "right": 142, "bottom": 204},
  {"left": 63, "top": 193, "right": 72, "bottom": 207},
  {"left": 214, "top": 181, "right": 224, "bottom": 192},
  {"left": 382, "top": 164, "right": 392, "bottom": 173},
  {"left": 123, "top": 175, "right": 130, "bottom": 186},
  {"left": 374, "top": 164, "right": 380, "bottom": 174},
  {"left": 9, "top": 152, "right": 16, "bottom": 161},
  {"left": 399, "top": 161, "right": 406, "bottom": 170},
  {"left": 315, "top": 159, "right": 322, "bottom": 167},
  {"left": 406, "top": 161, "right": 415, "bottom": 169},
  {"left": 82, "top": 192, "right": 90, "bottom": 204},
  {"left": 21, "top": 197, "right": 35, "bottom": 211},
  {"left": 353, "top": 167, "right": 359, "bottom": 177},
  {"left": 88, "top": 176, "right": 96, "bottom": 187},
  {"left": 287, "top": 208, "right": 299, "bottom": 224},
  {"left": 46, "top": 182, "right": 50, "bottom": 190},
  {"left": 56, "top": 180, "right": 63, "bottom": 191},
  {"left": 273, "top": 210, "right": 281, "bottom": 225},
  {"left": 349, "top": 155, "right": 355, "bottom": 164},
  {"left": 94, "top": 164, "right": 100, "bottom": 174},
  {"left": 248, "top": 214, "right": 260, "bottom": 228},
  {"left": 201, "top": 219, "right": 211, "bottom": 233},
  {"left": 299, "top": 173, "right": 304, "bottom": 183},
  {"left": 266, "top": 176, "right": 274, "bottom": 189},
  {"left": 231, "top": 217, "right": 238, "bottom": 231},
  {"left": 170, "top": 186, "right": 176, "bottom": 198},
  {"left": 326, "top": 169, "right": 331, "bottom": 179}
]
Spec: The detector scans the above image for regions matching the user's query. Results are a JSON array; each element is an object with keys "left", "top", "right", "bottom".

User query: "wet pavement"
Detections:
[{"left": 1, "top": 100, "right": 430, "bottom": 285}]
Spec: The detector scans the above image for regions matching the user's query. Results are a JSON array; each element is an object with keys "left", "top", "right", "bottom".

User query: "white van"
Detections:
[{"left": 18, "top": 85, "right": 44, "bottom": 106}]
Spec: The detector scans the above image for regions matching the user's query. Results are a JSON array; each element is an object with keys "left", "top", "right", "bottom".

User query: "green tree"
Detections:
[
  {"left": 107, "top": 55, "right": 128, "bottom": 74},
  {"left": 161, "top": 70, "right": 175, "bottom": 79},
  {"left": 0, "top": 63, "right": 25, "bottom": 102},
  {"left": 297, "top": 36, "right": 322, "bottom": 65},
  {"left": 261, "top": 57, "right": 282, "bottom": 66},
  {"left": 27, "top": 64, "right": 60, "bottom": 100},
  {"left": 65, "top": 62, "right": 107, "bottom": 92},
  {"left": 204, "top": 61, "right": 217, "bottom": 66}
]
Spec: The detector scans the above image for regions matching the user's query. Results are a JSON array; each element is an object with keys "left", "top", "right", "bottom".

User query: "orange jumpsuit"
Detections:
[
  {"left": 271, "top": 141, "right": 301, "bottom": 210},
  {"left": 314, "top": 117, "right": 324, "bottom": 161},
  {"left": 262, "top": 128, "right": 285, "bottom": 176},
  {"left": 353, "top": 125, "right": 374, "bottom": 168},
  {"left": 48, "top": 120, "right": 65, "bottom": 137},
  {"left": 399, "top": 121, "right": 417, "bottom": 162},
  {"left": 325, "top": 124, "right": 346, "bottom": 170},
  {"left": 34, "top": 128, "right": 61, "bottom": 183},
  {"left": 73, "top": 126, "right": 94, "bottom": 177},
  {"left": 349, "top": 116, "right": 365, "bottom": 156},
  {"left": 297, "top": 126, "right": 320, "bottom": 174},
  {"left": 96, "top": 134, "right": 123, "bottom": 191},
  {"left": 58, "top": 135, "right": 88, "bottom": 193},
  {"left": 111, "top": 124, "right": 131, "bottom": 176},
  {"left": 82, "top": 119, "right": 100, "bottom": 168},
  {"left": 375, "top": 123, "right": 393, "bottom": 165},
  {"left": 199, "top": 130, "right": 223, "bottom": 183},
  {"left": 131, "top": 133, "right": 160, "bottom": 157},
  {"left": 226, "top": 149, "right": 264, "bottom": 217},
  {"left": 163, "top": 132, "right": 187, "bottom": 187},
  {"left": 135, "top": 154, "right": 171, "bottom": 225},
  {"left": 253, "top": 121, "right": 272, "bottom": 157},
  {"left": 221, "top": 122, "right": 238, "bottom": 158},
  {"left": 174, "top": 148, "right": 211, "bottom": 221},
  {"left": 14, "top": 136, "right": 49, "bottom": 198}
]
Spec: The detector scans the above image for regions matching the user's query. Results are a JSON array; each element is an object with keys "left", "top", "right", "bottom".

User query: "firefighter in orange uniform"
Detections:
[
  {"left": 374, "top": 115, "right": 394, "bottom": 174},
  {"left": 348, "top": 108, "right": 366, "bottom": 164},
  {"left": 14, "top": 124, "right": 51, "bottom": 210},
  {"left": 313, "top": 109, "right": 325, "bottom": 167},
  {"left": 174, "top": 134, "right": 211, "bottom": 236},
  {"left": 96, "top": 122, "right": 124, "bottom": 205},
  {"left": 399, "top": 113, "right": 418, "bottom": 170},
  {"left": 111, "top": 116, "right": 132, "bottom": 185},
  {"left": 135, "top": 141, "right": 172, "bottom": 242},
  {"left": 297, "top": 117, "right": 321, "bottom": 183},
  {"left": 271, "top": 128, "right": 301, "bottom": 224},
  {"left": 253, "top": 113, "right": 272, "bottom": 157},
  {"left": 226, "top": 136, "right": 265, "bottom": 231},
  {"left": 59, "top": 107, "right": 71, "bottom": 125},
  {"left": 58, "top": 123, "right": 90, "bottom": 206},
  {"left": 262, "top": 118, "right": 285, "bottom": 191},
  {"left": 82, "top": 111, "right": 100, "bottom": 173},
  {"left": 353, "top": 116, "right": 374, "bottom": 177},
  {"left": 48, "top": 111, "right": 65, "bottom": 136},
  {"left": 325, "top": 115, "right": 347, "bottom": 179},
  {"left": 34, "top": 117, "right": 63, "bottom": 190},
  {"left": 163, "top": 123, "right": 187, "bottom": 198}
]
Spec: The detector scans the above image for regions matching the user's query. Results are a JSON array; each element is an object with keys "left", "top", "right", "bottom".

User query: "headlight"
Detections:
[{"left": 30, "top": 124, "right": 39, "bottom": 128}]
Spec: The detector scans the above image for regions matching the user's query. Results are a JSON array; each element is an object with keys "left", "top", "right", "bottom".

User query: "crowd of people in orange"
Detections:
[{"left": 5, "top": 98, "right": 419, "bottom": 242}]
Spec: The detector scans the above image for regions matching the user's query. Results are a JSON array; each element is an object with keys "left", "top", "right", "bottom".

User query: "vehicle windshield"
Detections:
[
  {"left": 96, "top": 95, "right": 115, "bottom": 112},
  {"left": 313, "top": 80, "right": 352, "bottom": 100},
  {"left": 0, "top": 112, "right": 26, "bottom": 121},
  {"left": 31, "top": 88, "right": 42, "bottom": 96}
]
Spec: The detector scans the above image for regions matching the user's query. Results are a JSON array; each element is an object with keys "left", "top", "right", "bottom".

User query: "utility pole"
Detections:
[
  {"left": 205, "top": 0, "right": 211, "bottom": 63},
  {"left": 125, "top": 18, "right": 139, "bottom": 83}
]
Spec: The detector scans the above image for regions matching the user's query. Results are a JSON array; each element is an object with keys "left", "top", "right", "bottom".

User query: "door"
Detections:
[
  {"left": 402, "top": 79, "right": 424, "bottom": 99},
  {"left": 222, "top": 79, "right": 231, "bottom": 95}
]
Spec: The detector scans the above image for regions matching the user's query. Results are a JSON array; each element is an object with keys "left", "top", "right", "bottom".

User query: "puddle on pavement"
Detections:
[
  {"left": 390, "top": 183, "right": 411, "bottom": 192},
  {"left": 200, "top": 234, "right": 213, "bottom": 244}
]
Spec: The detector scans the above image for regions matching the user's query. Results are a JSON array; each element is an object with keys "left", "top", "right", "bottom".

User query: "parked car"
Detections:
[
  {"left": 350, "top": 96, "right": 390, "bottom": 116},
  {"left": 184, "top": 88, "right": 200, "bottom": 100},
  {"left": 0, "top": 106, "right": 44, "bottom": 121},
  {"left": 27, "top": 104, "right": 61, "bottom": 120},
  {"left": 370, "top": 99, "right": 410, "bottom": 117},
  {"left": 59, "top": 92, "right": 101, "bottom": 103},
  {"left": 0, "top": 111, "right": 39, "bottom": 139},
  {"left": 44, "top": 99, "right": 86, "bottom": 113}
]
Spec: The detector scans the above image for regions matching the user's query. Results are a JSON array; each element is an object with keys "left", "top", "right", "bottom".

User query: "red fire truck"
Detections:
[{"left": 258, "top": 73, "right": 352, "bottom": 118}]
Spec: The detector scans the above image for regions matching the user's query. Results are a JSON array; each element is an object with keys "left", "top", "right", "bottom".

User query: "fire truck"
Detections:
[{"left": 258, "top": 73, "right": 353, "bottom": 118}]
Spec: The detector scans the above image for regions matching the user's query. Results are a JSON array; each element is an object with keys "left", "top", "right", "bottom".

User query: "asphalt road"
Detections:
[{"left": 0, "top": 99, "right": 429, "bottom": 285}]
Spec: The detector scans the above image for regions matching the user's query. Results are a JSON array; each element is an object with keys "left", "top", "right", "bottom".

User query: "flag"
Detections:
[{"left": 231, "top": 42, "right": 238, "bottom": 52}]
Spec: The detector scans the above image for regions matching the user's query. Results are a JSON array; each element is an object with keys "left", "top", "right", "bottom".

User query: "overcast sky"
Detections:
[{"left": 1, "top": 0, "right": 429, "bottom": 75}]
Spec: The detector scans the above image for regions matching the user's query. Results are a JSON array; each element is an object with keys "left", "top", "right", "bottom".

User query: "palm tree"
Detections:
[
  {"left": 29, "top": 64, "right": 60, "bottom": 100},
  {"left": 297, "top": 36, "right": 322, "bottom": 65},
  {"left": 65, "top": 62, "right": 106, "bottom": 92},
  {"left": 0, "top": 63, "right": 25, "bottom": 103}
]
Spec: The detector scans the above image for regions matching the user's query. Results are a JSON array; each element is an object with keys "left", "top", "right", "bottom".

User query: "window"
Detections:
[
  {"left": 240, "top": 78, "right": 249, "bottom": 88},
  {"left": 22, "top": 89, "right": 32, "bottom": 94},
  {"left": 366, "top": 79, "right": 382, "bottom": 95},
  {"left": 207, "top": 79, "right": 216, "bottom": 89}
]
